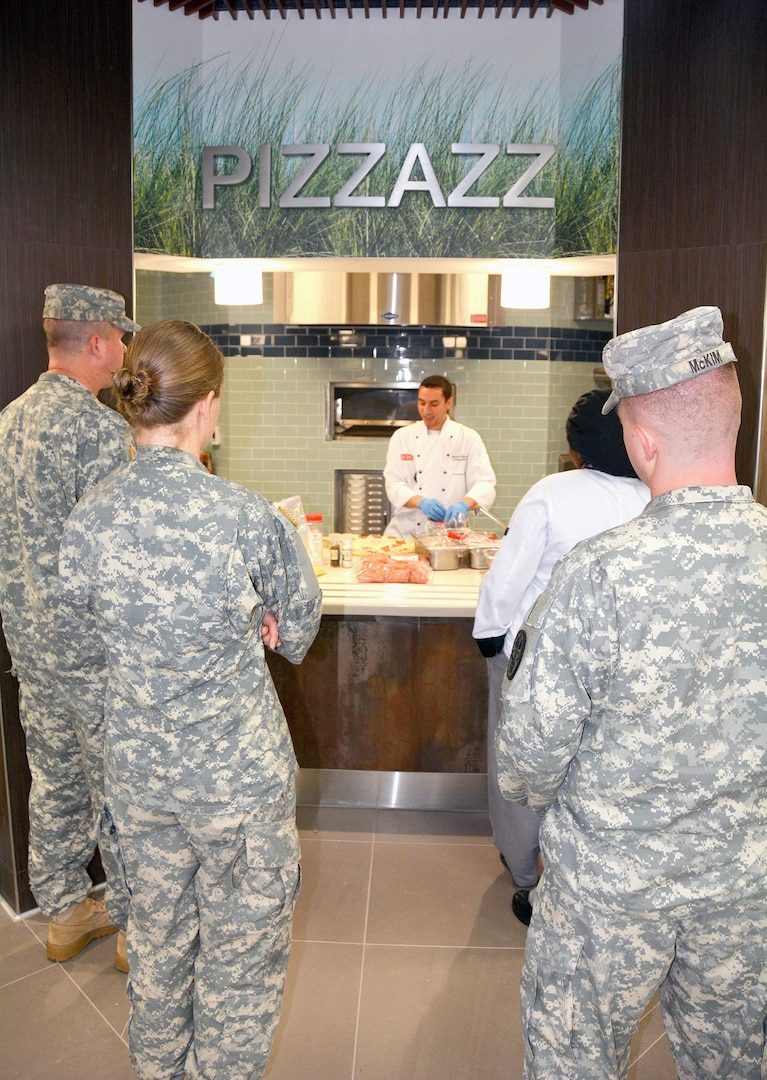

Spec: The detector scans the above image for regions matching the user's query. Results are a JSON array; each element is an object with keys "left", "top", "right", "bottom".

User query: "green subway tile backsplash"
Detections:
[{"left": 136, "top": 272, "right": 612, "bottom": 529}]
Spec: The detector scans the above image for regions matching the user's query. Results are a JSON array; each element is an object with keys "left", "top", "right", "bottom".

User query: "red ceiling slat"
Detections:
[
  {"left": 135, "top": 0, "right": 592, "bottom": 18},
  {"left": 182, "top": 0, "right": 216, "bottom": 14}
]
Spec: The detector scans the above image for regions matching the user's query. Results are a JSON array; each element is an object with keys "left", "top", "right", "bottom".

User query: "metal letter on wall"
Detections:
[{"left": 202, "top": 146, "right": 253, "bottom": 210}]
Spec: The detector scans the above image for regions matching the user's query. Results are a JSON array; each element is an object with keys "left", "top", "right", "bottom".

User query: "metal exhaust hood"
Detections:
[
  {"left": 284, "top": 268, "right": 498, "bottom": 326},
  {"left": 134, "top": 253, "right": 618, "bottom": 328}
]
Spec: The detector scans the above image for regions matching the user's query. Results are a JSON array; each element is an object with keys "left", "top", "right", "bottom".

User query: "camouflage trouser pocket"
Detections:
[
  {"left": 523, "top": 925, "right": 584, "bottom": 1065},
  {"left": 223, "top": 816, "right": 300, "bottom": 916}
]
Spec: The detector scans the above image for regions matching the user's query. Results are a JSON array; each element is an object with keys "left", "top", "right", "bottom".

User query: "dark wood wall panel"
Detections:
[
  {"left": 0, "top": 0, "right": 135, "bottom": 411},
  {"left": 0, "top": 0, "right": 134, "bottom": 913},
  {"left": 619, "top": 1, "right": 767, "bottom": 255},
  {"left": 618, "top": 0, "right": 767, "bottom": 490}
]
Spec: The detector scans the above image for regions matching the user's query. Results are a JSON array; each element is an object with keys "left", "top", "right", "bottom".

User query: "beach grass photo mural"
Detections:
[{"left": 133, "top": 19, "right": 620, "bottom": 261}]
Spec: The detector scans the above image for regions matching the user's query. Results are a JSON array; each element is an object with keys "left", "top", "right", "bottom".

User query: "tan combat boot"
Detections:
[
  {"left": 46, "top": 895, "right": 117, "bottom": 962},
  {"left": 114, "top": 929, "right": 129, "bottom": 973}
]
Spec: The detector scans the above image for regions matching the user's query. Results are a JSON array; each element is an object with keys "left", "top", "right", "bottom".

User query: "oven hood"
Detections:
[
  {"left": 285, "top": 269, "right": 499, "bottom": 326},
  {"left": 135, "top": 253, "right": 617, "bottom": 328}
]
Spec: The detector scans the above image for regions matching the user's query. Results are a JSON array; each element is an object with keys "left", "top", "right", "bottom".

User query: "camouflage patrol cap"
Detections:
[
  {"left": 43, "top": 283, "right": 141, "bottom": 333},
  {"left": 601, "top": 306, "right": 737, "bottom": 414}
]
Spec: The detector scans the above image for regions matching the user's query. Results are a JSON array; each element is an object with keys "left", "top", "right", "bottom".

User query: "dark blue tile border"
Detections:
[{"left": 199, "top": 323, "right": 611, "bottom": 363}]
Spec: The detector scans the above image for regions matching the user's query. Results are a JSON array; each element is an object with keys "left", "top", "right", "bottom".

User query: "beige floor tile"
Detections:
[
  {"left": 0, "top": 963, "right": 134, "bottom": 1079},
  {"left": 367, "top": 840, "right": 526, "bottom": 948},
  {"left": 0, "top": 912, "right": 50, "bottom": 987},
  {"left": 293, "top": 837, "right": 372, "bottom": 943},
  {"left": 62, "top": 930, "right": 131, "bottom": 1036},
  {"left": 628, "top": 995, "right": 677, "bottom": 1079},
  {"left": 355, "top": 943, "right": 525, "bottom": 1080},
  {"left": 264, "top": 940, "right": 363, "bottom": 1080}
]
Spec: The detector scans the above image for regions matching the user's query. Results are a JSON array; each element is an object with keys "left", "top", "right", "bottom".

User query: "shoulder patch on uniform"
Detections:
[{"left": 506, "top": 629, "right": 527, "bottom": 682}]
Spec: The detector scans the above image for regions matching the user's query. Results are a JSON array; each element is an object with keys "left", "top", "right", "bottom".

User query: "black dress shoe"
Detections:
[{"left": 512, "top": 889, "right": 533, "bottom": 927}]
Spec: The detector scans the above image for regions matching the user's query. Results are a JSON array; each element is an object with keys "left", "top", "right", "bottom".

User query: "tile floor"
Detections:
[{"left": 0, "top": 806, "right": 677, "bottom": 1079}]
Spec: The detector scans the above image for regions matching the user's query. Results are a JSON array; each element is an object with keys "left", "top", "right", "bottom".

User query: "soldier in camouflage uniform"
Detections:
[
  {"left": 496, "top": 306, "right": 767, "bottom": 1079},
  {"left": 59, "top": 319, "right": 322, "bottom": 1080},
  {"left": 0, "top": 284, "right": 139, "bottom": 968}
]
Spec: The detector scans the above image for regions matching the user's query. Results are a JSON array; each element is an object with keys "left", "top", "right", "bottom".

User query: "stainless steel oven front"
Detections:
[{"left": 325, "top": 381, "right": 420, "bottom": 441}]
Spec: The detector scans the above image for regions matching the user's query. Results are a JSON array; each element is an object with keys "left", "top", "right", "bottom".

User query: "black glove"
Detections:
[{"left": 475, "top": 634, "right": 506, "bottom": 658}]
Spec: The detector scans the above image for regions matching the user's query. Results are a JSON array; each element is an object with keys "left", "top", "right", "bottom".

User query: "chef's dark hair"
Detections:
[
  {"left": 419, "top": 375, "right": 453, "bottom": 401},
  {"left": 114, "top": 319, "right": 224, "bottom": 430},
  {"left": 566, "top": 388, "right": 638, "bottom": 478}
]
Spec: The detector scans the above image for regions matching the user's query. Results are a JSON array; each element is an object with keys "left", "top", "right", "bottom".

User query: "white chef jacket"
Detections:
[
  {"left": 473, "top": 468, "right": 650, "bottom": 656},
  {"left": 383, "top": 416, "right": 497, "bottom": 538}
]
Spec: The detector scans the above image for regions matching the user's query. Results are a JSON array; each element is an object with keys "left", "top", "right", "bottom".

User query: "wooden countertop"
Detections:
[{"left": 317, "top": 565, "right": 484, "bottom": 618}]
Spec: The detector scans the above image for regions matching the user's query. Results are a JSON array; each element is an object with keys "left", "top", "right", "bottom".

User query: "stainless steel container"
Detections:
[
  {"left": 413, "top": 534, "right": 466, "bottom": 570},
  {"left": 427, "top": 547, "right": 462, "bottom": 571},
  {"left": 469, "top": 548, "right": 489, "bottom": 569},
  {"left": 469, "top": 546, "right": 500, "bottom": 570}
]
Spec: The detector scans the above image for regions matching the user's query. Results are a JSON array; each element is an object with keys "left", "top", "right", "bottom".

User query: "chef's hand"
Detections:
[
  {"left": 419, "top": 498, "right": 447, "bottom": 522},
  {"left": 261, "top": 611, "right": 282, "bottom": 650},
  {"left": 444, "top": 501, "right": 469, "bottom": 527}
]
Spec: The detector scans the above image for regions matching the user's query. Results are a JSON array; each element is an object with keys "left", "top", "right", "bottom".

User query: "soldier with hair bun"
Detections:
[{"left": 59, "top": 319, "right": 322, "bottom": 1080}]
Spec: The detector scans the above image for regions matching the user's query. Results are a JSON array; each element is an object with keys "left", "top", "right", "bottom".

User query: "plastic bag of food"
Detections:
[{"left": 354, "top": 553, "right": 432, "bottom": 584}]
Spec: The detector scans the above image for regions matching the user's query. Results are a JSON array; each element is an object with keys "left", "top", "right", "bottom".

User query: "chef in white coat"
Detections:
[{"left": 383, "top": 375, "right": 497, "bottom": 538}]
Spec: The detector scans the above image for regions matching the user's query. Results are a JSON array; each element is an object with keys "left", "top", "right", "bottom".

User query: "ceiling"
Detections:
[{"left": 139, "top": 0, "right": 604, "bottom": 21}]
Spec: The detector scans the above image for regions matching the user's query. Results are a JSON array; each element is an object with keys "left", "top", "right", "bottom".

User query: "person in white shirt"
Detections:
[
  {"left": 473, "top": 388, "right": 650, "bottom": 924},
  {"left": 383, "top": 375, "right": 497, "bottom": 538}
]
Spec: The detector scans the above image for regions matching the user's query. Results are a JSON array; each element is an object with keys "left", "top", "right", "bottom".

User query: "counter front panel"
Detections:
[{"left": 267, "top": 566, "right": 489, "bottom": 773}]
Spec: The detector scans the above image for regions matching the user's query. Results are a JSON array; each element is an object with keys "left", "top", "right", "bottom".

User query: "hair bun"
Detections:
[{"left": 114, "top": 366, "right": 153, "bottom": 409}]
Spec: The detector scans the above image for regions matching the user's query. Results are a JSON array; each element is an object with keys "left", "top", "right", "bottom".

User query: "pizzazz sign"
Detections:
[{"left": 202, "top": 142, "right": 556, "bottom": 210}]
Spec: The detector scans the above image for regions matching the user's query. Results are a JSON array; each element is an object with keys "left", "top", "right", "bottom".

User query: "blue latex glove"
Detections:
[
  {"left": 419, "top": 498, "right": 447, "bottom": 522},
  {"left": 444, "top": 501, "right": 470, "bottom": 527}
]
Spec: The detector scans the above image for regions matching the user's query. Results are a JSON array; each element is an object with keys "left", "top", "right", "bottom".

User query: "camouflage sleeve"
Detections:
[
  {"left": 58, "top": 506, "right": 95, "bottom": 606},
  {"left": 237, "top": 494, "right": 322, "bottom": 665},
  {"left": 72, "top": 407, "right": 133, "bottom": 503},
  {"left": 495, "top": 554, "right": 612, "bottom": 810}
]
